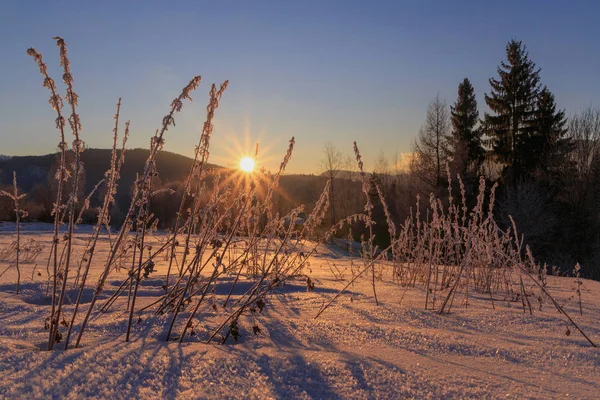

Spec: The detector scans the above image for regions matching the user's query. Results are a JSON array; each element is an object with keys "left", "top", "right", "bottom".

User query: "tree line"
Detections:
[
  {"left": 2, "top": 39, "right": 600, "bottom": 279},
  {"left": 323, "top": 40, "right": 600, "bottom": 280}
]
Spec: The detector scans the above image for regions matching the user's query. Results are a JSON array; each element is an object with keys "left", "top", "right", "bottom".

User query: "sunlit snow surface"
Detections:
[{"left": 0, "top": 224, "right": 599, "bottom": 399}]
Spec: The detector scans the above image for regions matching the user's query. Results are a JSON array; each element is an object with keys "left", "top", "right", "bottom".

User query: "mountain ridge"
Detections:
[{"left": 0, "top": 148, "right": 335, "bottom": 222}]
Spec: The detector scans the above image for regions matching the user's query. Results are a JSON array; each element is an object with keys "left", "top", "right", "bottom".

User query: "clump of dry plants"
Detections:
[{"left": 0, "top": 36, "right": 592, "bottom": 352}]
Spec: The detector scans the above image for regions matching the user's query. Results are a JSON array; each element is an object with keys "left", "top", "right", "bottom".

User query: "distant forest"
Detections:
[
  {"left": 2, "top": 39, "right": 600, "bottom": 280},
  {"left": 0, "top": 148, "right": 340, "bottom": 230}
]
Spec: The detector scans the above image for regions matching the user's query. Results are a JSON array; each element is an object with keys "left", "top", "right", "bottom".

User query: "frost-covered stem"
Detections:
[
  {"left": 438, "top": 237, "right": 471, "bottom": 315},
  {"left": 126, "top": 157, "right": 157, "bottom": 342},
  {"left": 164, "top": 252, "right": 202, "bottom": 341},
  {"left": 222, "top": 249, "right": 251, "bottom": 308},
  {"left": 177, "top": 202, "right": 247, "bottom": 342},
  {"left": 104, "top": 75, "right": 202, "bottom": 285},
  {"left": 158, "top": 194, "right": 240, "bottom": 316},
  {"left": 212, "top": 211, "right": 354, "bottom": 336},
  {"left": 0, "top": 172, "right": 25, "bottom": 293},
  {"left": 99, "top": 230, "right": 184, "bottom": 314},
  {"left": 9, "top": 176, "right": 21, "bottom": 295},
  {"left": 177, "top": 262, "right": 220, "bottom": 342},
  {"left": 165, "top": 82, "right": 228, "bottom": 288},
  {"left": 26, "top": 46, "right": 70, "bottom": 351},
  {"left": 424, "top": 227, "right": 434, "bottom": 310},
  {"left": 125, "top": 205, "right": 150, "bottom": 342},
  {"left": 353, "top": 141, "right": 378, "bottom": 305},
  {"left": 75, "top": 77, "right": 201, "bottom": 348},
  {"left": 493, "top": 248, "right": 597, "bottom": 348},
  {"left": 574, "top": 263, "right": 583, "bottom": 316},
  {"left": 75, "top": 202, "right": 135, "bottom": 347},
  {"left": 49, "top": 37, "right": 84, "bottom": 350},
  {"left": 15, "top": 192, "right": 21, "bottom": 294},
  {"left": 315, "top": 238, "right": 397, "bottom": 320},
  {"left": 65, "top": 104, "right": 128, "bottom": 349},
  {"left": 204, "top": 223, "right": 295, "bottom": 344},
  {"left": 519, "top": 275, "right": 532, "bottom": 314},
  {"left": 127, "top": 222, "right": 141, "bottom": 312},
  {"left": 72, "top": 178, "right": 106, "bottom": 289}
]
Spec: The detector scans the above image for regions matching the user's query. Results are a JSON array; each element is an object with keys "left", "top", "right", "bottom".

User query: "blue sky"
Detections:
[{"left": 1, "top": 0, "right": 599, "bottom": 173}]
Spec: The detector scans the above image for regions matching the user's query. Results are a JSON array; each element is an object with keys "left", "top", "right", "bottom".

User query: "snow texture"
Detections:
[{"left": 0, "top": 227, "right": 599, "bottom": 399}]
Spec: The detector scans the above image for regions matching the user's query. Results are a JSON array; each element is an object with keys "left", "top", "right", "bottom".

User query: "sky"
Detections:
[{"left": 1, "top": 0, "right": 599, "bottom": 174}]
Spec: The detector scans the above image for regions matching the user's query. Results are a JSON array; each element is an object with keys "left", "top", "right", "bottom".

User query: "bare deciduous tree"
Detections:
[
  {"left": 374, "top": 151, "right": 391, "bottom": 189},
  {"left": 411, "top": 95, "right": 451, "bottom": 195},
  {"left": 336, "top": 154, "right": 359, "bottom": 221},
  {"left": 567, "top": 106, "right": 600, "bottom": 209},
  {"left": 321, "top": 142, "right": 345, "bottom": 226}
]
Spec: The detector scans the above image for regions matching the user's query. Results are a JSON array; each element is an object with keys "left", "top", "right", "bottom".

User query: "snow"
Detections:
[{"left": 0, "top": 227, "right": 599, "bottom": 399}]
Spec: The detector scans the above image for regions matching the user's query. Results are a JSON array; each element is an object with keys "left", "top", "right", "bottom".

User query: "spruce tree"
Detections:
[
  {"left": 528, "top": 87, "right": 574, "bottom": 189},
  {"left": 536, "top": 86, "right": 570, "bottom": 162},
  {"left": 484, "top": 40, "right": 541, "bottom": 185},
  {"left": 450, "top": 78, "right": 484, "bottom": 180}
]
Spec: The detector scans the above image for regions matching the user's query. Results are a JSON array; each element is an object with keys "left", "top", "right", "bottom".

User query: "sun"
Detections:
[{"left": 239, "top": 156, "right": 255, "bottom": 173}]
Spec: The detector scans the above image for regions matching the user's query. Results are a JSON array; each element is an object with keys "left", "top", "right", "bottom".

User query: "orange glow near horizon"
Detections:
[{"left": 206, "top": 122, "right": 296, "bottom": 204}]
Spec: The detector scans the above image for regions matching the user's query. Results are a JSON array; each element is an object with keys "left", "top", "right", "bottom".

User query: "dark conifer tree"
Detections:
[
  {"left": 533, "top": 86, "right": 570, "bottom": 183},
  {"left": 484, "top": 40, "right": 541, "bottom": 185},
  {"left": 450, "top": 78, "right": 484, "bottom": 180}
]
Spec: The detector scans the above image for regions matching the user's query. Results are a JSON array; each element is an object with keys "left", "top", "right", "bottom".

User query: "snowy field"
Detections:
[{"left": 1, "top": 225, "right": 599, "bottom": 399}]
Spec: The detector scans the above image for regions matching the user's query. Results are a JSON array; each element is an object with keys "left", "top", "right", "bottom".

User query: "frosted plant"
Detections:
[
  {"left": 64, "top": 100, "right": 129, "bottom": 349},
  {"left": 0, "top": 172, "right": 27, "bottom": 293},
  {"left": 27, "top": 45, "right": 71, "bottom": 349}
]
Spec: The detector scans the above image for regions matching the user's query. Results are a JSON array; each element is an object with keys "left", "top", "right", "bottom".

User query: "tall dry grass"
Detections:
[{"left": 315, "top": 158, "right": 596, "bottom": 347}]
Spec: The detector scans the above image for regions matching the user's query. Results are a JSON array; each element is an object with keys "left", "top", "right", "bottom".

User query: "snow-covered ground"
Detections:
[{"left": 0, "top": 228, "right": 599, "bottom": 399}]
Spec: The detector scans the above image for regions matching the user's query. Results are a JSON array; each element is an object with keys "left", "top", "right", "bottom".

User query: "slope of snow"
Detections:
[{"left": 0, "top": 229, "right": 599, "bottom": 399}]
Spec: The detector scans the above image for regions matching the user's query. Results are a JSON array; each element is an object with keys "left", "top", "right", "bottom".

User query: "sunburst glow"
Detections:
[{"left": 239, "top": 156, "right": 255, "bottom": 173}]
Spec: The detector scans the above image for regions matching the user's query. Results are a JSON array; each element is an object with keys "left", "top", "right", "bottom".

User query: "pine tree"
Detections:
[
  {"left": 450, "top": 78, "right": 484, "bottom": 180},
  {"left": 484, "top": 40, "right": 541, "bottom": 185}
]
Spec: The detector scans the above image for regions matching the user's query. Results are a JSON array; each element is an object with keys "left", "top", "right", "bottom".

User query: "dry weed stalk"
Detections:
[
  {"left": 64, "top": 100, "right": 129, "bottom": 349},
  {"left": 26, "top": 45, "right": 71, "bottom": 350},
  {"left": 166, "top": 81, "right": 229, "bottom": 289},
  {"left": 0, "top": 172, "right": 27, "bottom": 293},
  {"left": 47, "top": 36, "right": 87, "bottom": 350},
  {"left": 353, "top": 142, "right": 379, "bottom": 305},
  {"left": 315, "top": 171, "right": 597, "bottom": 348},
  {"left": 574, "top": 263, "right": 583, "bottom": 316},
  {"left": 76, "top": 75, "right": 202, "bottom": 347}
]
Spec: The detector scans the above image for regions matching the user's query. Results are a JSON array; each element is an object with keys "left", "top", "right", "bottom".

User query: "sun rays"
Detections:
[{"left": 239, "top": 156, "right": 255, "bottom": 173}]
